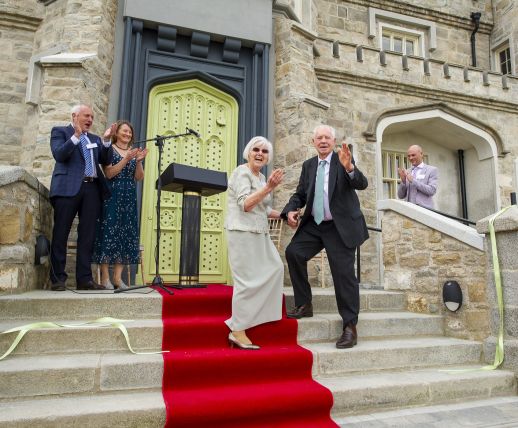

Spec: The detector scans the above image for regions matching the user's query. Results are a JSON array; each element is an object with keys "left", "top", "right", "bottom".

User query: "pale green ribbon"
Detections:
[
  {"left": 441, "top": 205, "right": 512, "bottom": 373},
  {"left": 1, "top": 317, "right": 169, "bottom": 361}
]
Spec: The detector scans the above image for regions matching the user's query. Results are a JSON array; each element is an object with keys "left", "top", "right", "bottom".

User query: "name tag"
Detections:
[
  {"left": 416, "top": 173, "right": 425, "bottom": 179},
  {"left": 86, "top": 143, "right": 97, "bottom": 149}
]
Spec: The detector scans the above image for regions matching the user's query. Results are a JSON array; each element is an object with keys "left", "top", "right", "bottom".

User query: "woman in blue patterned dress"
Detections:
[{"left": 93, "top": 120, "right": 148, "bottom": 289}]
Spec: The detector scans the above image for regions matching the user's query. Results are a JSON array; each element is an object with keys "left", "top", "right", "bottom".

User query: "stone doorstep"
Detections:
[
  {"left": 0, "top": 319, "right": 163, "bottom": 356},
  {"left": 0, "top": 391, "right": 166, "bottom": 428},
  {"left": 318, "top": 367, "right": 517, "bottom": 418},
  {"left": 0, "top": 290, "right": 163, "bottom": 321},
  {"left": 0, "top": 353, "right": 163, "bottom": 400},
  {"left": 303, "top": 337, "right": 483, "bottom": 377},
  {"left": 283, "top": 287, "right": 407, "bottom": 313},
  {"left": 297, "top": 311, "right": 443, "bottom": 342}
]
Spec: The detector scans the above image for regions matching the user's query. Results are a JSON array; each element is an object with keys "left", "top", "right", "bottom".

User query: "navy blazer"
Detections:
[
  {"left": 49, "top": 124, "right": 113, "bottom": 200},
  {"left": 281, "top": 152, "right": 369, "bottom": 249}
]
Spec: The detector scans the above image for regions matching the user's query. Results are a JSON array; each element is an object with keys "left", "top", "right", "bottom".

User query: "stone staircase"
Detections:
[
  {"left": 0, "top": 287, "right": 516, "bottom": 427},
  {"left": 0, "top": 291, "right": 166, "bottom": 428},
  {"left": 284, "top": 287, "right": 517, "bottom": 423}
]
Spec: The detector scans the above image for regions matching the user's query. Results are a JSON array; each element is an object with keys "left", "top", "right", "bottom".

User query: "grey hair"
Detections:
[
  {"left": 312, "top": 125, "right": 336, "bottom": 139},
  {"left": 242, "top": 136, "right": 273, "bottom": 165}
]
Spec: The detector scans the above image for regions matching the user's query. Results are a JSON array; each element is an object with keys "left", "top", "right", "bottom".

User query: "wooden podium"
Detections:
[{"left": 158, "top": 163, "right": 227, "bottom": 288}]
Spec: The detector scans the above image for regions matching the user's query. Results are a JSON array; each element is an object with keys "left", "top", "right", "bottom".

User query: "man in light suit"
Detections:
[
  {"left": 282, "top": 125, "right": 369, "bottom": 349},
  {"left": 397, "top": 145, "right": 438, "bottom": 209},
  {"left": 49, "top": 104, "right": 114, "bottom": 291}
]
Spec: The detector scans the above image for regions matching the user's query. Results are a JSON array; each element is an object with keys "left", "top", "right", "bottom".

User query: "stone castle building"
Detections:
[
  {"left": 1, "top": 0, "right": 518, "bottom": 338},
  {"left": 3, "top": 1, "right": 518, "bottom": 424}
]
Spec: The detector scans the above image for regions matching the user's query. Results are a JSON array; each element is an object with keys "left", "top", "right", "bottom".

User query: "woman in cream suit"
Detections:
[{"left": 224, "top": 136, "right": 284, "bottom": 350}]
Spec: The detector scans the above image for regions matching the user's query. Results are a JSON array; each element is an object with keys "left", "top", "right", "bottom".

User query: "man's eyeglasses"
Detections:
[{"left": 252, "top": 147, "right": 269, "bottom": 154}]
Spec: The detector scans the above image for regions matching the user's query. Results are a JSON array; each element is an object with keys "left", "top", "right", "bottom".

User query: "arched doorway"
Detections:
[
  {"left": 140, "top": 79, "right": 238, "bottom": 284},
  {"left": 374, "top": 105, "right": 503, "bottom": 222}
]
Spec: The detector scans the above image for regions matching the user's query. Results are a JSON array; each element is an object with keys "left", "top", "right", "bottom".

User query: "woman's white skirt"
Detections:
[{"left": 225, "top": 230, "right": 284, "bottom": 331}]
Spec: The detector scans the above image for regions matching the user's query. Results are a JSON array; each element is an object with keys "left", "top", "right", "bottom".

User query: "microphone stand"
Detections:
[{"left": 115, "top": 129, "right": 196, "bottom": 294}]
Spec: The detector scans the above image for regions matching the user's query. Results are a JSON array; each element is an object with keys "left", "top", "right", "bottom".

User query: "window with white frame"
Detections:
[
  {"left": 368, "top": 8, "right": 436, "bottom": 57},
  {"left": 495, "top": 43, "right": 512, "bottom": 75},
  {"left": 380, "top": 24, "right": 423, "bottom": 56}
]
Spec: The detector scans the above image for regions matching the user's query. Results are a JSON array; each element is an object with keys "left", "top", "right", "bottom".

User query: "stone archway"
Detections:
[{"left": 369, "top": 103, "right": 503, "bottom": 222}]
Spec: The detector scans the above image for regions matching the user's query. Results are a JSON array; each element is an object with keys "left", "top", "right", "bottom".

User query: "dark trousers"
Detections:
[
  {"left": 50, "top": 181, "right": 101, "bottom": 284},
  {"left": 285, "top": 219, "right": 359, "bottom": 327}
]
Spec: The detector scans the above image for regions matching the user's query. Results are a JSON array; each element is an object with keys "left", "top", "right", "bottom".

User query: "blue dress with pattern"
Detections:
[{"left": 93, "top": 150, "right": 140, "bottom": 264}]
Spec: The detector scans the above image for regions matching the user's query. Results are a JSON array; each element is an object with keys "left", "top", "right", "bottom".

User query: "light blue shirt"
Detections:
[{"left": 311, "top": 152, "right": 355, "bottom": 221}]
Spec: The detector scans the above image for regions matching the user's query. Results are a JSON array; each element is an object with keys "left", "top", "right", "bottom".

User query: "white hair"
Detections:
[
  {"left": 71, "top": 104, "right": 90, "bottom": 115},
  {"left": 312, "top": 124, "right": 336, "bottom": 139},
  {"left": 242, "top": 136, "right": 273, "bottom": 165}
]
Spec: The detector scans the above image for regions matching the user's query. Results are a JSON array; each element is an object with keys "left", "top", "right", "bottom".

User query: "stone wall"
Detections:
[
  {"left": 0, "top": 166, "right": 52, "bottom": 294},
  {"left": 491, "top": 0, "right": 518, "bottom": 75},
  {"left": 7, "top": 0, "right": 119, "bottom": 189},
  {"left": 0, "top": 0, "right": 44, "bottom": 166},
  {"left": 315, "top": 0, "right": 493, "bottom": 69},
  {"left": 382, "top": 210, "right": 489, "bottom": 340}
]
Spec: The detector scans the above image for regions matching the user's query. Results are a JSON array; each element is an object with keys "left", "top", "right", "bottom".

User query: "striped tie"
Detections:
[
  {"left": 313, "top": 160, "right": 326, "bottom": 225},
  {"left": 80, "top": 133, "right": 94, "bottom": 177}
]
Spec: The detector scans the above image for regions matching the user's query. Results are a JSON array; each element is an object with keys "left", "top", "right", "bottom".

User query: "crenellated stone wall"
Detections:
[
  {"left": 315, "top": 0, "right": 493, "bottom": 69},
  {"left": 381, "top": 207, "right": 489, "bottom": 341},
  {"left": 0, "top": 166, "right": 52, "bottom": 294}
]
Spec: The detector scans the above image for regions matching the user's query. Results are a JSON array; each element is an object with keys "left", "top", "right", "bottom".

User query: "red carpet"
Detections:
[{"left": 158, "top": 284, "right": 336, "bottom": 427}]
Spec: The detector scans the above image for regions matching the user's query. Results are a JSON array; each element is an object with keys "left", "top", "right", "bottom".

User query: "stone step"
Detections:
[
  {"left": 333, "top": 396, "right": 518, "bottom": 427},
  {"left": 284, "top": 287, "right": 407, "bottom": 313},
  {"left": 0, "top": 353, "right": 163, "bottom": 401},
  {"left": 0, "top": 319, "right": 163, "bottom": 356},
  {"left": 297, "top": 311, "right": 443, "bottom": 342},
  {"left": 0, "top": 310, "right": 441, "bottom": 357},
  {"left": 303, "top": 337, "right": 483, "bottom": 376},
  {"left": 0, "top": 391, "right": 165, "bottom": 427},
  {"left": 317, "top": 366, "right": 517, "bottom": 418},
  {"left": 0, "top": 290, "right": 163, "bottom": 321},
  {"left": 0, "top": 288, "right": 405, "bottom": 322}
]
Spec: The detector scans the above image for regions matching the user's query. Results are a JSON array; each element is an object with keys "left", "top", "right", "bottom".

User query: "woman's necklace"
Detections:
[{"left": 115, "top": 143, "right": 129, "bottom": 151}]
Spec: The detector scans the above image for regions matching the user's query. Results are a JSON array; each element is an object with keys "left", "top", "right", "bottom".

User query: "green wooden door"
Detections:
[{"left": 140, "top": 80, "right": 238, "bottom": 284}]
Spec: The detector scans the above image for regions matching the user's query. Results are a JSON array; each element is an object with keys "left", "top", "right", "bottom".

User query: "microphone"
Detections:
[{"left": 187, "top": 128, "right": 201, "bottom": 138}]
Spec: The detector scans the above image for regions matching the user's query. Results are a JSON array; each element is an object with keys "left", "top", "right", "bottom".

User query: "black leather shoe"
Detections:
[
  {"left": 76, "top": 280, "right": 106, "bottom": 290},
  {"left": 287, "top": 302, "right": 313, "bottom": 319},
  {"left": 336, "top": 323, "right": 357, "bottom": 349},
  {"left": 50, "top": 281, "right": 66, "bottom": 291}
]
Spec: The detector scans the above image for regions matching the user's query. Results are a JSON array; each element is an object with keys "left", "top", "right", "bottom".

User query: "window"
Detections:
[
  {"left": 381, "top": 27, "right": 420, "bottom": 56},
  {"left": 369, "top": 7, "right": 436, "bottom": 56},
  {"left": 497, "top": 45, "right": 512, "bottom": 75},
  {"left": 382, "top": 150, "right": 428, "bottom": 199}
]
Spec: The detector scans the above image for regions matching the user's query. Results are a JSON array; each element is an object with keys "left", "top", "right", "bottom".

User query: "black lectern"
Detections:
[{"left": 159, "top": 163, "right": 227, "bottom": 288}]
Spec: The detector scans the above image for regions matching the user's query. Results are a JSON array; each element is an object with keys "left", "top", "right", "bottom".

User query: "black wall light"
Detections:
[
  {"left": 443, "top": 280, "right": 463, "bottom": 312},
  {"left": 34, "top": 235, "right": 50, "bottom": 265}
]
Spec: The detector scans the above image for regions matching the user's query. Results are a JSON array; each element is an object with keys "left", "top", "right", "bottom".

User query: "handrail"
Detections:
[
  {"left": 356, "top": 225, "right": 382, "bottom": 283},
  {"left": 421, "top": 206, "right": 476, "bottom": 225}
]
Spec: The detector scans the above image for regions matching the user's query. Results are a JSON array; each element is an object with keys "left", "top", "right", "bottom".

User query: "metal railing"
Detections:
[
  {"left": 421, "top": 206, "right": 476, "bottom": 226},
  {"left": 356, "top": 225, "right": 382, "bottom": 283}
]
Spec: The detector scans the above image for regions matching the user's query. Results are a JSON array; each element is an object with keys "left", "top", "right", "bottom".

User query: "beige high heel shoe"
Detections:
[
  {"left": 102, "top": 278, "right": 115, "bottom": 290},
  {"left": 228, "top": 332, "right": 260, "bottom": 350},
  {"left": 113, "top": 279, "right": 128, "bottom": 290}
]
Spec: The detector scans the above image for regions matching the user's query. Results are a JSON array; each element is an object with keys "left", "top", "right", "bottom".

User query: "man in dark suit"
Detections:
[
  {"left": 49, "top": 104, "right": 114, "bottom": 291},
  {"left": 282, "top": 125, "right": 369, "bottom": 349}
]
